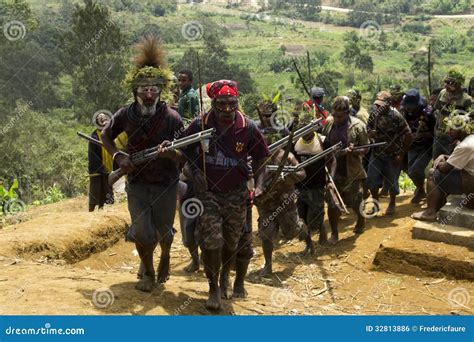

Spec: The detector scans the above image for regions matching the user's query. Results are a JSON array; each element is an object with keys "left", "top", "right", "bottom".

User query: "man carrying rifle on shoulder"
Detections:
[
  {"left": 321, "top": 96, "right": 370, "bottom": 244},
  {"left": 101, "top": 36, "right": 184, "bottom": 293}
]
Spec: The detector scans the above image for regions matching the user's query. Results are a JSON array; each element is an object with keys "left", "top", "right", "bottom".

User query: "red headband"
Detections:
[{"left": 206, "top": 80, "right": 238, "bottom": 99}]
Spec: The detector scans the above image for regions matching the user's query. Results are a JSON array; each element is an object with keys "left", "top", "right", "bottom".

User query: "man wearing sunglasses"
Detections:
[
  {"left": 432, "top": 69, "right": 472, "bottom": 159},
  {"left": 184, "top": 80, "right": 269, "bottom": 310},
  {"left": 102, "top": 36, "right": 183, "bottom": 293}
]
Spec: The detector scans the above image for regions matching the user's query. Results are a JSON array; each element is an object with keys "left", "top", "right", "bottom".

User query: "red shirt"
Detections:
[
  {"left": 185, "top": 111, "right": 269, "bottom": 192},
  {"left": 303, "top": 99, "right": 328, "bottom": 124}
]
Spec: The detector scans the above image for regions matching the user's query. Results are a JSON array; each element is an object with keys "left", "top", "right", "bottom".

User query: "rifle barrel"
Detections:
[
  {"left": 77, "top": 131, "right": 103, "bottom": 146},
  {"left": 268, "top": 118, "right": 322, "bottom": 153}
]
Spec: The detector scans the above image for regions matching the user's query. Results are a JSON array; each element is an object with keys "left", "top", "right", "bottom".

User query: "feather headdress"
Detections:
[{"left": 123, "top": 35, "right": 173, "bottom": 95}]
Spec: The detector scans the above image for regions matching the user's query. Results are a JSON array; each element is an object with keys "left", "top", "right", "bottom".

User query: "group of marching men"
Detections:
[{"left": 87, "top": 36, "right": 474, "bottom": 311}]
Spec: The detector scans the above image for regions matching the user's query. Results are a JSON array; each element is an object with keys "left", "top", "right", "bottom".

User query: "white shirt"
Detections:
[{"left": 447, "top": 134, "right": 474, "bottom": 176}]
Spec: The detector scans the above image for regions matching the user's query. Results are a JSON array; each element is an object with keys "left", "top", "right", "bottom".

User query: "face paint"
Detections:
[
  {"left": 136, "top": 85, "right": 161, "bottom": 116},
  {"left": 213, "top": 96, "right": 238, "bottom": 125}
]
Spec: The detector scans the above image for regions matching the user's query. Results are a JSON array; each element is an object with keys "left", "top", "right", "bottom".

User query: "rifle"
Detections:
[
  {"left": 325, "top": 167, "right": 349, "bottom": 214},
  {"left": 268, "top": 118, "right": 322, "bottom": 153},
  {"left": 77, "top": 128, "right": 215, "bottom": 185},
  {"left": 77, "top": 131, "right": 102, "bottom": 146},
  {"left": 266, "top": 142, "right": 343, "bottom": 174}
]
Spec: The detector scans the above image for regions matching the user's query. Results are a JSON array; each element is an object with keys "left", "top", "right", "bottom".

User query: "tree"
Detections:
[
  {"left": 173, "top": 33, "right": 255, "bottom": 95},
  {"left": 64, "top": 0, "right": 127, "bottom": 121},
  {"left": 341, "top": 31, "right": 374, "bottom": 73}
]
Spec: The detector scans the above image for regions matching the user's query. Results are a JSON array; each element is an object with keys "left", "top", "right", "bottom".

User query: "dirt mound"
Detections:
[
  {"left": 0, "top": 198, "right": 130, "bottom": 263},
  {"left": 373, "top": 243, "right": 474, "bottom": 281}
]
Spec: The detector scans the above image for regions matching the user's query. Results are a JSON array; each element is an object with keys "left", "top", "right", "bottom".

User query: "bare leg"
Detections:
[
  {"left": 135, "top": 243, "right": 156, "bottom": 292},
  {"left": 233, "top": 258, "right": 249, "bottom": 298},
  {"left": 411, "top": 179, "right": 426, "bottom": 204},
  {"left": 220, "top": 247, "right": 236, "bottom": 299},
  {"left": 203, "top": 248, "right": 222, "bottom": 310},
  {"left": 260, "top": 240, "right": 273, "bottom": 276},
  {"left": 412, "top": 169, "right": 441, "bottom": 220},
  {"left": 385, "top": 192, "right": 396, "bottom": 216},
  {"left": 327, "top": 207, "right": 340, "bottom": 244},
  {"left": 157, "top": 238, "right": 172, "bottom": 283},
  {"left": 183, "top": 244, "right": 200, "bottom": 273}
]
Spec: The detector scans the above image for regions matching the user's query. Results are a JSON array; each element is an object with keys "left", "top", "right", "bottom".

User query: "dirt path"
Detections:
[{"left": 0, "top": 194, "right": 472, "bottom": 315}]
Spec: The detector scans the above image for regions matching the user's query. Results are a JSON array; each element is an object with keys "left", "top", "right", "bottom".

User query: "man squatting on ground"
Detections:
[
  {"left": 102, "top": 36, "right": 184, "bottom": 292},
  {"left": 413, "top": 112, "right": 474, "bottom": 221},
  {"left": 183, "top": 79, "right": 269, "bottom": 310}
]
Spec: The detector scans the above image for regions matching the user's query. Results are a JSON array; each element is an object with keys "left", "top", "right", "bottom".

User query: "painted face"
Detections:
[
  {"left": 136, "top": 85, "right": 161, "bottom": 116},
  {"left": 213, "top": 96, "right": 238, "bottom": 125}
]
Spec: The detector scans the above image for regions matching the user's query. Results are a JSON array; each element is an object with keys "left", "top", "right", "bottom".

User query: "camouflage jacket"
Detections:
[
  {"left": 322, "top": 116, "right": 369, "bottom": 180},
  {"left": 367, "top": 107, "right": 411, "bottom": 157},
  {"left": 178, "top": 87, "right": 200, "bottom": 120},
  {"left": 433, "top": 89, "right": 472, "bottom": 136}
]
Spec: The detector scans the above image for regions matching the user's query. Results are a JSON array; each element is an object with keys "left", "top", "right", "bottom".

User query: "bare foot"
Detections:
[
  {"left": 135, "top": 274, "right": 155, "bottom": 292},
  {"left": 232, "top": 282, "right": 247, "bottom": 298},
  {"left": 183, "top": 260, "right": 199, "bottom": 273},
  {"left": 301, "top": 243, "right": 314, "bottom": 256},
  {"left": 385, "top": 205, "right": 395, "bottom": 216},
  {"left": 411, "top": 210, "right": 437, "bottom": 222},
  {"left": 205, "top": 288, "right": 222, "bottom": 311},
  {"left": 328, "top": 235, "right": 339, "bottom": 245},
  {"left": 260, "top": 264, "right": 273, "bottom": 277},
  {"left": 220, "top": 273, "right": 233, "bottom": 299},
  {"left": 137, "top": 261, "right": 145, "bottom": 279},
  {"left": 411, "top": 189, "right": 426, "bottom": 204},
  {"left": 156, "top": 256, "right": 170, "bottom": 284},
  {"left": 353, "top": 223, "right": 365, "bottom": 234}
]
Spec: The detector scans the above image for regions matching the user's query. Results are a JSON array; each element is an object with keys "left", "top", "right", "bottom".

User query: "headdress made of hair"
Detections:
[{"left": 123, "top": 35, "right": 173, "bottom": 97}]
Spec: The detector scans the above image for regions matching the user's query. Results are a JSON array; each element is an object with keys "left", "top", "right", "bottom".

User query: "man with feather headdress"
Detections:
[{"left": 101, "top": 36, "right": 184, "bottom": 292}]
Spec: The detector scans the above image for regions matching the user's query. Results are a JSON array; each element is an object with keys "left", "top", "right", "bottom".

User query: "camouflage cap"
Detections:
[
  {"left": 445, "top": 68, "right": 465, "bottom": 85},
  {"left": 374, "top": 91, "right": 392, "bottom": 106}
]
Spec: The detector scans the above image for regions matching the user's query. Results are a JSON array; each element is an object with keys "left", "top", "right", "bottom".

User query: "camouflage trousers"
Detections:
[
  {"left": 257, "top": 198, "right": 304, "bottom": 243},
  {"left": 196, "top": 186, "right": 248, "bottom": 251}
]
